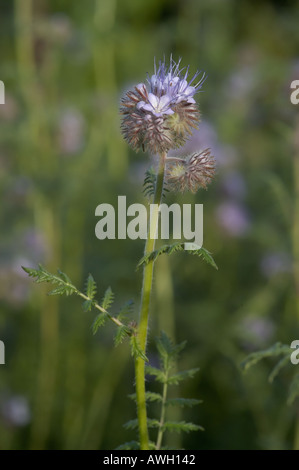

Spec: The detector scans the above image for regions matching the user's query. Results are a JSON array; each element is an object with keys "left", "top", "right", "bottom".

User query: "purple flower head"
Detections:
[
  {"left": 136, "top": 92, "right": 174, "bottom": 117},
  {"left": 141, "top": 58, "right": 205, "bottom": 114},
  {"left": 120, "top": 57, "right": 205, "bottom": 154}
]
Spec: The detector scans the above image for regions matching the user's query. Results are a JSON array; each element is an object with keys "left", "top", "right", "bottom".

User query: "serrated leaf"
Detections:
[
  {"left": 123, "top": 419, "right": 137, "bottom": 430},
  {"left": 130, "top": 336, "right": 148, "bottom": 362},
  {"left": 114, "top": 325, "right": 131, "bottom": 346},
  {"left": 145, "top": 365, "right": 165, "bottom": 383},
  {"left": 101, "top": 286, "right": 114, "bottom": 311},
  {"left": 167, "top": 368, "right": 200, "bottom": 385},
  {"left": 48, "top": 284, "right": 76, "bottom": 296},
  {"left": 166, "top": 398, "right": 202, "bottom": 407},
  {"left": 144, "top": 392, "right": 163, "bottom": 403},
  {"left": 196, "top": 247, "right": 218, "bottom": 270},
  {"left": 124, "top": 418, "right": 160, "bottom": 430},
  {"left": 143, "top": 167, "right": 156, "bottom": 199},
  {"left": 115, "top": 441, "right": 140, "bottom": 450},
  {"left": 241, "top": 342, "right": 291, "bottom": 372},
  {"left": 57, "top": 269, "right": 73, "bottom": 284},
  {"left": 128, "top": 391, "right": 162, "bottom": 403},
  {"left": 117, "top": 300, "right": 134, "bottom": 321},
  {"left": 82, "top": 299, "right": 93, "bottom": 312},
  {"left": 137, "top": 243, "right": 217, "bottom": 270},
  {"left": 22, "top": 265, "right": 78, "bottom": 296},
  {"left": 156, "top": 332, "right": 187, "bottom": 370},
  {"left": 92, "top": 312, "right": 107, "bottom": 334},
  {"left": 162, "top": 421, "right": 204, "bottom": 433},
  {"left": 85, "top": 273, "right": 97, "bottom": 301}
]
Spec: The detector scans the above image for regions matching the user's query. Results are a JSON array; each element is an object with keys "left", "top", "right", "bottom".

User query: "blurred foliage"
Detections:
[{"left": 0, "top": 0, "right": 299, "bottom": 450}]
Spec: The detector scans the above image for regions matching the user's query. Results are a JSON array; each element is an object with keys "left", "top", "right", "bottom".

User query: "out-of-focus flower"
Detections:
[
  {"left": 260, "top": 252, "right": 292, "bottom": 278},
  {"left": 57, "top": 108, "right": 85, "bottom": 155},
  {"left": 226, "top": 66, "right": 256, "bottom": 101},
  {"left": 120, "top": 57, "right": 205, "bottom": 154},
  {"left": 21, "top": 229, "right": 48, "bottom": 262},
  {"left": 166, "top": 149, "right": 215, "bottom": 193},
  {"left": 1, "top": 395, "right": 31, "bottom": 427},
  {"left": 0, "top": 257, "right": 32, "bottom": 307},
  {"left": 216, "top": 201, "right": 250, "bottom": 237},
  {"left": 0, "top": 94, "right": 20, "bottom": 122},
  {"left": 240, "top": 317, "right": 275, "bottom": 349},
  {"left": 221, "top": 171, "right": 247, "bottom": 199}
]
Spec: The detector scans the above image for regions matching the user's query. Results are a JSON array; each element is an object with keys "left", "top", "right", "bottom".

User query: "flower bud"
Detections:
[{"left": 166, "top": 149, "right": 215, "bottom": 193}]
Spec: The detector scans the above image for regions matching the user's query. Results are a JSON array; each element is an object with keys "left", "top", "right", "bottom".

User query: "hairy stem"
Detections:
[{"left": 135, "top": 152, "right": 166, "bottom": 450}]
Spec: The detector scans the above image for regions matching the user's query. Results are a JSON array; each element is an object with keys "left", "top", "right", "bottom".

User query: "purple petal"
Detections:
[
  {"left": 148, "top": 93, "right": 159, "bottom": 108},
  {"left": 159, "top": 94, "right": 172, "bottom": 109}
]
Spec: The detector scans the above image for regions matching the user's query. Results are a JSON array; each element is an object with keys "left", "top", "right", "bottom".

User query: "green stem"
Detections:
[
  {"left": 156, "top": 373, "right": 169, "bottom": 450},
  {"left": 135, "top": 152, "right": 166, "bottom": 450}
]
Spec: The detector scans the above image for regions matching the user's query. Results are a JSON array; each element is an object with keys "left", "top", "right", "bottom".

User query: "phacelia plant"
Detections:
[{"left": 23, "top": 57, "right": 217, "bottom": 450}]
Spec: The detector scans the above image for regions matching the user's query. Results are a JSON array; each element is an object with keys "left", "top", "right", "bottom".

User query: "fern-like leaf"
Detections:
[
  {"left": 124, "top": 418, "right": 160, "bottom": 430},
  {"left": 137, "top": 243, "right": 218, "bottom": 270},
  {"left": 143, "top": 167, "right": 156, "bottom": 199},
  {"left": 128, "top": 391, "right": 163, "bottom": 403},
  {"left": 22, "top": 265, "right": 77, "bottom": 296},
  {"left": 117, "top": 300, "right": 134, "bottom": 321},
  {"left": 167, "top": 368, "right": 200, "bottom": 385},
  {"left": 165, "top": 398, "right": 202, "bottom": 407},
  {"left": 101, "top": 286, "right": 114, "bottom": 310},
  {"left": 241, "top": 342, "right": 291, "bottom": 372},
  {"left": 145, "top": 365, "right": 165, "bottom": 383},
  {"left": 114, "top": 325, "right": 131, "bottom": 346},
  {"left": 156, "top": 332, "right": 186, "bottom": 370},
  {"left": 162, "top": 421, "right": 204, "bottom": 433},
  {"left": 130, "top": 336, "right": 148, "bottom": 362},
  {"left": 115, "top": 441, "right": 140, "bottom": 450},
  {"left": 92, "top": 313, "right": 107, "bottom": 334},
  {"left": 82, "top": 299, "right": 93, "bottom": 312},
  {"left": 85, "top": 273, "right": 97, "bottom": 301}
]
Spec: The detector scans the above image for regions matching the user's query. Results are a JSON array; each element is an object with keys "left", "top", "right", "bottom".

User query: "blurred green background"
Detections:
[{"left": 1, "top": 0, "right": 299, "bottom": 450}]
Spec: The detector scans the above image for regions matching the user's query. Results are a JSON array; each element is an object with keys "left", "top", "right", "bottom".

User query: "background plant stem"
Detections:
[
  {"left": 293, "top": 117, "right": 299, "bottom": 451},
  {"left": 156, "top": 373, "right": 168, "bottom": 450},
  {"left": 135, "top": 152, "right": 166, "bottom": 450}
]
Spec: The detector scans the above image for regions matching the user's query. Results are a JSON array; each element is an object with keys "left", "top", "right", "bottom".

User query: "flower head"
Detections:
[
  {"left": 166, "top": 149, "right": 215, "bottom": 193},
  {"left": 120, "top": 57, "right": 205, "bottom": 154}
]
